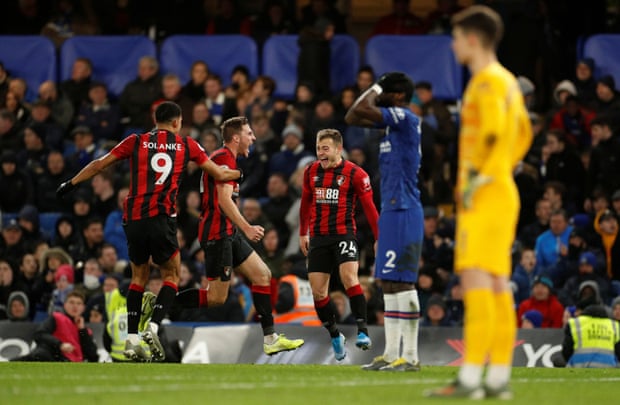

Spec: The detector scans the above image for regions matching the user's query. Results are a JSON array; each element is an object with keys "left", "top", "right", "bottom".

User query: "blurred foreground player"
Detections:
[{"left": 426, "top": 5, "right": 533, "bottom": 399}]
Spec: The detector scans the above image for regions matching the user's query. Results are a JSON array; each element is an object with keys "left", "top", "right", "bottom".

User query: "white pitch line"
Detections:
[{"left": 7, "top": 376, "right": 620, "bottom": 397}]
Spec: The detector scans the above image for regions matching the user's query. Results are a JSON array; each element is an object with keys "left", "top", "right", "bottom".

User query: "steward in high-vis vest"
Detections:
[
  {"left": 104, "top": 285, "right": 151, "bottom": 362},
  {"left": 274, "top": 267, "right": 321, "bottom": 326},
  {"left": 562, "top": 304, "right": 620, "bottom": 368}
]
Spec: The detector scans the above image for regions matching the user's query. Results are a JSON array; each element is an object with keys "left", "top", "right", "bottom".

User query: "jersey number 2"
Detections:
[{"left": 151, "top": 153, "right": 173, "bottom": 185}]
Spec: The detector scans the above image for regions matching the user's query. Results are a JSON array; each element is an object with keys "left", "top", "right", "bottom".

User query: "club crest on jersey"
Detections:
[{"left": 336, "top": 175, "right": 346, "bottom": 186}]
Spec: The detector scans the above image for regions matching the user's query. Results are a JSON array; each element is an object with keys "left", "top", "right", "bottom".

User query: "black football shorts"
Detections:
[
  {"left": 202, "top": 232, "right": 253, "bottom": 281},
  {"left": 123, "top": 215, "right": 179, "bottom": 265}
]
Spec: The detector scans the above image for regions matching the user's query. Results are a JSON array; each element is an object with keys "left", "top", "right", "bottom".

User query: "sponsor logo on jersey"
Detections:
[{"left": 315, "top": 187, "right": 340, "bottom": 204}]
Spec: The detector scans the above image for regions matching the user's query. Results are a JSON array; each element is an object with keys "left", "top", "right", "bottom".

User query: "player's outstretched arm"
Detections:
[
  {"left": 201, "top": 159, "right": 242, "bottom": 182},
  {"left": 56, "top": 153, "right": 119, "bottom": 198},
  {"left": 345, "top": 84, "right": 383, "bottom": 127}
]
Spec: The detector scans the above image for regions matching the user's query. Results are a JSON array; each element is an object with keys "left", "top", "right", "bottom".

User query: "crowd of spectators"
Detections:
[{"left": 1, "top": 0, "right": 620, "bottom": 336}]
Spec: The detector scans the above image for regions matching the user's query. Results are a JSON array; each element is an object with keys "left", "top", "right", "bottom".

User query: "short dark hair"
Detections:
[
  {"left": 414, "top": 81, "right": 432, "bottom": 91},
  {"left": 67, "top": 291, "right": 86, "bottom": 303},
  {"left": 383, "top": 72, "right": 415, "bottom": 101},
  {"left": 220, "top": 116, "right": 249, "bottom": 143},
  {"left": 451, "top": 5, "right": 504, "bottom": 49},
  {"left": 316, "top": 128, "right": 343, "bottom": 146},
  {"left": 358, "top": 65, "right": 375, "bottom": 78},
  {"left": 154, "top": 101, "right": 182, "bottom": 124},
  {"left": 591, "top": 115, "right": 611, "bottom": 128}
]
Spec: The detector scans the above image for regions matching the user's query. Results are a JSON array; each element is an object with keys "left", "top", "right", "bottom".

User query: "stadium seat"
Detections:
[
  {"left": 364, "top": 35, "right": 464, "bottom": 100},
  {"left": 0, "top": 36, "right": 56, "bottom": 102},
  {"left": 59, "top": 36, "right": 157, "bottom": 98},
  {"left": 261, "top": 34, "right": 360, "bottom": 99},
  {"left": 583, "top": 34, "right": 620, "bottom": 85},
  {"left": 39, "top": 212, "right": 62, "bottom": 239},
  {"left": 159, "top": 35, "right": 259, "bottom": 86}
]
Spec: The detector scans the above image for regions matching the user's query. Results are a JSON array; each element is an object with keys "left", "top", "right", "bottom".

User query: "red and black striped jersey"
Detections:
[
  {"left": 198, "top": 147, "right": 239, "bottom": 241},
  {"left": 300, "top": 159, "right": 373, "bottom": 238},
  {"left": 110, "top": 129, "right": 208, "bottom": 221}
]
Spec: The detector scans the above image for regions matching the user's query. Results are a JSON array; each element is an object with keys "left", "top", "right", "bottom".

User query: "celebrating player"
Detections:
[
  {"left": 345, "top": 72, "right": 423, "bottom": 371},
  {"left": 174, "top": 116, "right": 304, "bottom": 355},
  {"left": 299, "top": 128, "right": 379, "bottom": 361},
  {"left": 56, "top": 101, "right": 241, "bottom": 361}
]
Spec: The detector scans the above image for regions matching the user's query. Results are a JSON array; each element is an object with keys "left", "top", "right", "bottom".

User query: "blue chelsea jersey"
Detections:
[{"left": 378, "top": 106, "right": 422, "bottom": 211}]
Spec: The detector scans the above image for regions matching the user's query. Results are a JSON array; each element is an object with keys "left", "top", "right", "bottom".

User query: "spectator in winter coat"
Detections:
[{"left": 517, "top": 275, "right": 564, "bottom": 328}]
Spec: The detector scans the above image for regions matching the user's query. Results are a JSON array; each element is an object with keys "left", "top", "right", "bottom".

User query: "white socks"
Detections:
[
  {"left": 396, "top": 289, "right": 420, "bottom": 364},
  {"left": 383, "top": 293, "right": 400, "bottom": 362},
  {"left": 264, "top": 333, "right": 278, "bottom": 345},
  {"left": 127, "top": 333, "right": 140, "bottom": 345},
  {"left": 485, "top": 365, "right": 511, "bottom": 389},
  {"left": 459, "top": 364, "right": 484, "bottom": 388},
  {"left": 149, "top": 322, "right": 159, "bottom": 335}
]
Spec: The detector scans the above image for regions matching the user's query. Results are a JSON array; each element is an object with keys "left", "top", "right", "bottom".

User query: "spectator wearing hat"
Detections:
[
  {"left": 18, "top": 204, "right": 49, "bottom": 251},
  {"left": 421, "top": 294, "right": 454, "bottom": 327},
  {"left": 51, "top": 215, "right": 81, "bottom": 259},
  {"left": 0, "top": 259, "right": 28, "bottom": 313},
  {"left": 535, "top": 209, "right": 573, "bottom": 273},
  {"left": 2, "top": 290, "right": 31, "bottom": 321},
  {"left": 588, "top": 116, "right": 620, "bottom": 197},
  {"left": 521, "top": 309, "right": 543, "bottom": 329},
  {"left": 75, "top": 81, "right": 121, "bottom": 144},
  {"left": 16, "top": 123, "right": 49, "bottom": 177},
  {"left": 553, "top": 80, "right": 578, "bottom": 108},
  {"left": 517, "top": 275, "right": 564, "bottom": 328},
  {"left": 48, "top": 263, "right": 75, "bottom": 314},
  {"left": 559, "top": 251, "right": 612, "bottom": 307},
  {"left": 0, "top": 109, "right": 23, "bottom": 152},
  {"left": 71, "top": 189, "right": 93, "bottom": 235},
  {"left": 12, "top": 291, "right": 99, "bottom": 363},
  {"left": 268, "top": 123, "right": 313, "bottom": 179},
  {"left": 593, "top": 209, "right": 620, "bottom": 288},
  {"left": 66, "top": 125, "right": 108, "bottom": 173},
  {"left": 0, "top": 150, "right": 34, "bottom": 213},
  {"left": 0, "top": 219, "right": 27, "bottom": 264},
  {"left": 574, "top": 58, "right": 597, "bottom": 109}
]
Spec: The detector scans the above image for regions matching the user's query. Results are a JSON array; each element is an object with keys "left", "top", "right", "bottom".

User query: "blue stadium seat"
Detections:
[
  {"left": 59, "top": 36, "right": 157, "bottom": 98},
  {"left": 261, "top": 34, "right": 360, "bottom": 99},
  {"left": 159, "top": 35, "right": 258, "bottom": 86},
  {"left": 39, "top": 212, "right": 62, "bottom": 240},
  {"left": 364, "top": 35, "right": 464, "bottom": 100},
  {"left": 0, "top": 36, "right": 56, "bottom": 102},
  {"left": 583, "top": 34, "right": 620, "bottom": 85}
]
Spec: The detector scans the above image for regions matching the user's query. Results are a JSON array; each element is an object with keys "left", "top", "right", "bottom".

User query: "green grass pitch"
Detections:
[{"left": 2, "top": 363, "right": 620, "bottom": 404}]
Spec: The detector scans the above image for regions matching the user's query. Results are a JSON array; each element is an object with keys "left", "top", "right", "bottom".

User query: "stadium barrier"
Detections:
[{"left": 0, "top": 322, "right": 564, "bottom": 367}]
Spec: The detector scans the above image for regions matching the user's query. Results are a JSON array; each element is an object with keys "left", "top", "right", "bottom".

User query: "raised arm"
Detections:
[
  {"left": 56, "top": 153, "right": 119, "bottom": 197},
  {"left": 344, "top": 84, "right": 384, "bottom": 127}
]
